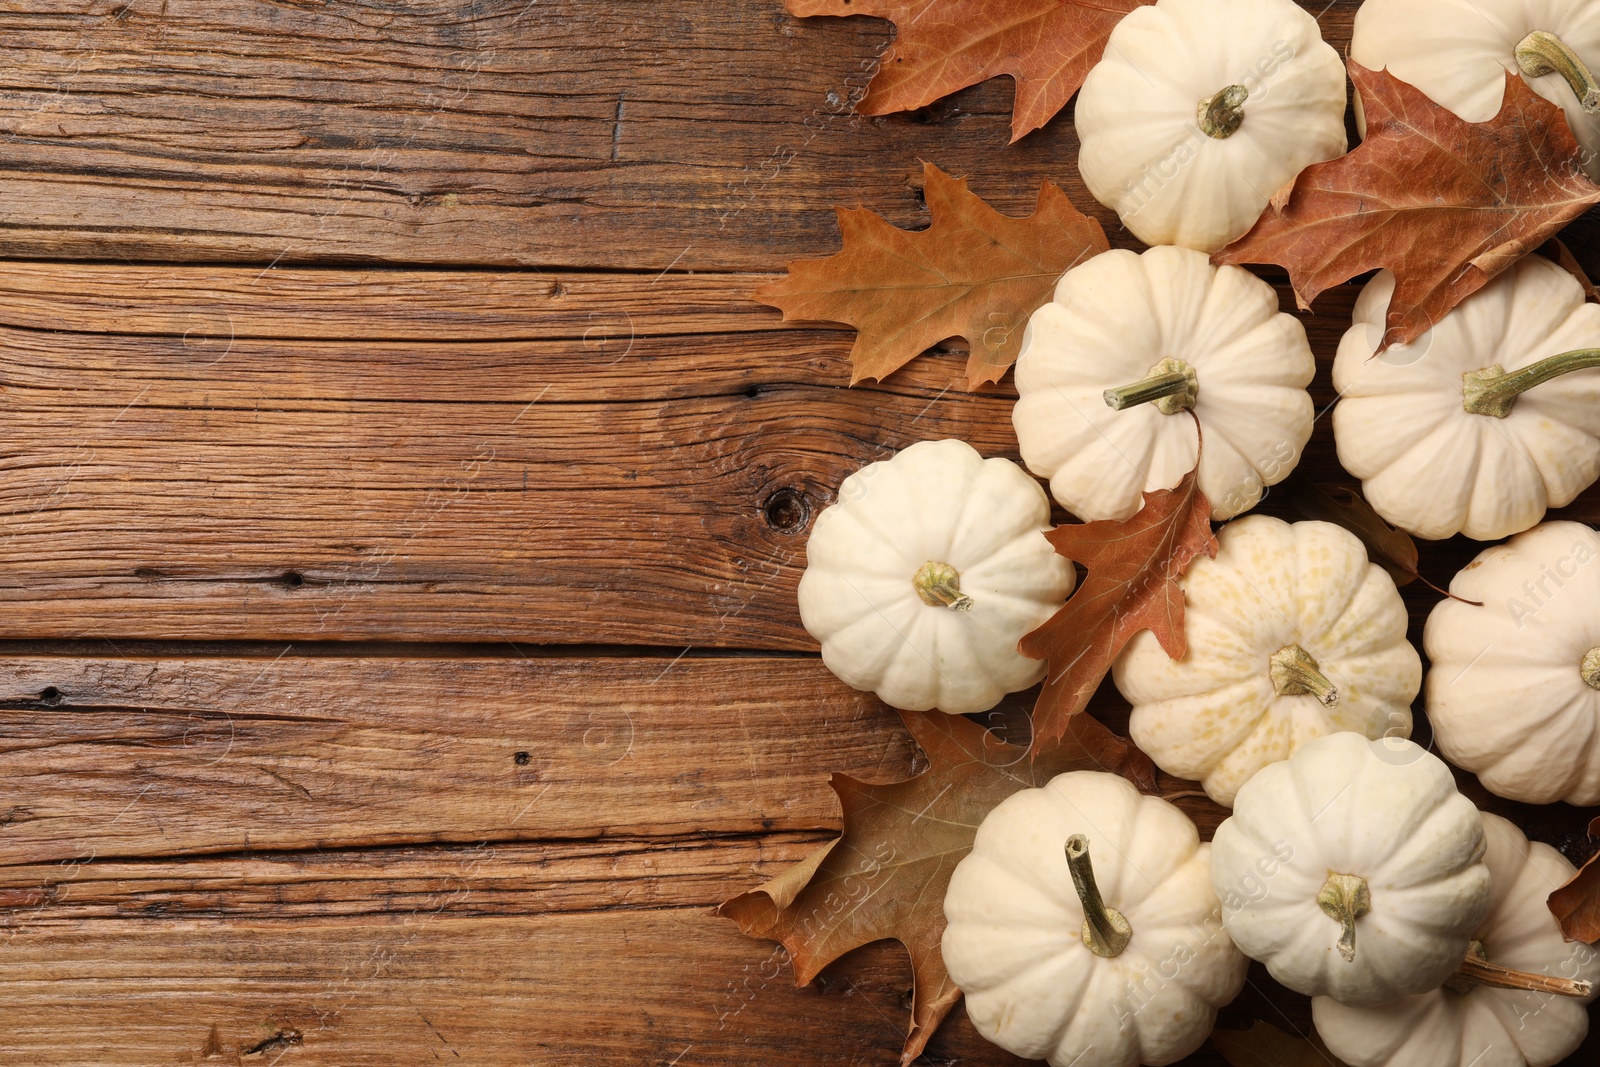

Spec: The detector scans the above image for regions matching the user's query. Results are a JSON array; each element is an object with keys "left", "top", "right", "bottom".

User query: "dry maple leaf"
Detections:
[
  {"left": 717, "top": 708, "right": 1155, "bottom": 1065},
  {"left": 1215, "top": 63, "right": 1600, "bottom": 349},
  {"left": 1019, "top": 466, "right": 1217, "bottom": 748},
  {"left": 787, "top": 0, "right": 1149, "bottom": 141},
  {"left": 1547, "top": 815, "right": 1600, "bottom": 942},
  {"left": 755, "top": 161, "right": 1107, "bottom": 388},
  {"left": 1212, "top": 1021, "right": 1350, "bottom": 1067}
]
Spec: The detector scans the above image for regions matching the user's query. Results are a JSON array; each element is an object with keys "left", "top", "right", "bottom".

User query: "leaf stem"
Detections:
[
  {"left": 1103, "top": 357, "right": 1199, "bottom": 414},
  {"left": 1517, "top": 30, "right": 1600, "bottom": 113},
  {"left": 1198, "top": 84, "right": 1249, "bottom": 138},
  {"left": 912, "top": 560, "right": 973, "bottom": 611},
  {"left": 1317, "top": 872, "right": 1371, "bottom": 963},
  {"left": 1066, "top": 834, "right": 1132, "bottom": 958},
  {"left": 1270, "top": 645, "right": 1339, "bottom": 707},
  {"left": 1451, "top": 944, "right": 1592, "bottom": 998},
  {"left": 1462, "top": 348, "right": 1600, "bottom": 417}
]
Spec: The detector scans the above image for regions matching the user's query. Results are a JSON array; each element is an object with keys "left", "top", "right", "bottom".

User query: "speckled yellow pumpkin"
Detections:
[{"left": 1113, "top": 514, "right": 1422, "bottom": 805}]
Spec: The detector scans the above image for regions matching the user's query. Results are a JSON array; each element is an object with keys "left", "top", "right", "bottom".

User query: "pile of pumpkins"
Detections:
[{"left": 793, "top": 0, "right": 1600, "bottom": 1063}]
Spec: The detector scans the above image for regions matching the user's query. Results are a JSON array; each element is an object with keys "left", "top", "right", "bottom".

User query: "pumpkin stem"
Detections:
[
  {"left": 1517, "top": 30, "right": 1600, "bottom": 114},
  {"left": 1317, "top": 872, "right": 1371, "bottom": 963},
  {"left": 912, "top": 560, "right": 973, "bottom": 611},
  {"left": 1103, "top": 357, "right": 1199, "bottom": 414},
  {"left": 1449, "top": 942, "right": 1593, "bottom": 998},
  {"left": 1270, "top": 644, "right": 1339, "bottom": 707},
  {"left": 1461, "top": 348, "right": 1600, "bottom": 417},
  {"left": 1583, "top": 647, "right": 1600, "bottom": 691},
  {"left": 1065, "top": 834, "right": 1133, "bottom": 958},
  {"left": 1198, "top": 84, "right": 1249, "bottom": 138}
]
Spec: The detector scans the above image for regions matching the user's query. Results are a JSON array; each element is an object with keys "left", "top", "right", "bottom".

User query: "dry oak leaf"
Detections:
[
  {"left": 1547, "top": 815, "right": 1600, "bottom": 942},
  {"left": 717, "top": 708, "right": 1155, "bottom": 1066},
  {"left": 755, "top": 161, "right": 1107, "bottom": 388},
  {"left": 787, "top": 0, "right": 1150, "bottom": 141},
  {"left": 1215, "top": 63, "right": 1600, "bottom": 349},
  {"left": 1019, "top": 466, "right": 1216, "bottom": 749}
]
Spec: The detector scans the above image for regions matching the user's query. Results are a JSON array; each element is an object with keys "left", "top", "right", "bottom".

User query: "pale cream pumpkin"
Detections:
[
  {"left": 1211, "top": 732, "right": 1492, "bottom": 1006},
  {"left": 1332, "top": 255, "right": 1600, "bottom": 541},
  {"left": 1077, "top": 0, "right": 1348, "bottom": 251},
  {"left": 1425, "top": 521, "right": 1600, "bottom": 804},
  {"left": 1114, "top": 515, "right": 1421, "bottom": 807},
  {"left": 1013, "top": 245, "right": 1314, "bottom": 523},
  {"left": 1314, "top": 813, "right": 1600, "bottom": 1067},
  {"left": 797, "top": 439, "right": 1074, "bottom": 714},
  {"left": 943, "top": 771, "right": 1248, "bottom": 1067}
]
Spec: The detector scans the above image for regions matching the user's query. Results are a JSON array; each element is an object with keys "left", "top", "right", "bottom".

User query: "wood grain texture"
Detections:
[
  {"left": 0, "top": 262, "right": 776, "bottom": 340},
  {"left": 0, "top": 654, "right": 923, "bottom": 864},
  {"left": 9, "top": 260, "right": 1593, "bottom": 648},
  {"left": 0, "top": 833, "right": 829, "bottom": 920},
  {"left": 0, "top": 317, "right": 1010, "bottom": 646},
  {"left": 0, "top": 910, "right": 1022, "bottom": 1066},
  {"left": 0, "top": 0, "right": 1352, "bottom": 270}
]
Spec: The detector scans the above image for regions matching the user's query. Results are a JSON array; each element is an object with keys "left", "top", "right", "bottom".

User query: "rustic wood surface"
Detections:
[{"left": 0, "top": 1, "right": 1597, "bottom": 1064}]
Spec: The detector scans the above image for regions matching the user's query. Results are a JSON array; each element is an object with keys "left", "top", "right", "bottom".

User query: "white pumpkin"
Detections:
[
  {"left": 942, "top": 771, "right": 1248, "bottom": 1067},
  {"left": 1332, "top": 255, "right": 1600, "bottom": 541},
  {"left": 1351, "top": 0, "right": 1600, "bottom": 181},
  {"left": 1012, "top": 245, "right": 1314, "bottom": 523},
  {"left": 1076, "top": 0, "right": 1348, "bottom": 252},
  {"left": 797, "top": 438, "right": 1073, "bottom": 714},
  {"left": 1211, "top": 732, "right": 1492, "bottom": 1006},
  {"left": 1313, "top": 812, "right": 1600, "bottom": 1067},
  {"left": 1114, "top": 515, "right": 1421, "bottom": 807},
  {"left": 1424, "top": 521, "right": 1600, "bottom": 805}
]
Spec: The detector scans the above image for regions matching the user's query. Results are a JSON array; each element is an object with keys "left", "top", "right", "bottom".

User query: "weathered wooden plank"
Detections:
[
  {"left": 0, "top": 0, "right": 1355, "bottom": 269},
  {"left": 0, "top": 263, "right": 774, "bottom": 340},
  {"left": 0, "top": 317, "right": 1015, "bottom": 645},
  {"left": 0, "top": 833, "right": 828, "bottom": 921},
  {"left": 0, "top": 655, "right": 920, "bottom": 865},
  {"left": 0, "top": 910, "right": 1023, "bottom": 1066}
]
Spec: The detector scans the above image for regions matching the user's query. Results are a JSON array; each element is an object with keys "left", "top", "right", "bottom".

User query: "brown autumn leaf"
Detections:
[
  {"left": 717, "top": 708, "right": 1156, "bottom": 1065},
  {"left": 1213, "top": 1021, "right": 1350, "bottom": 1067},
  {"left": 1019, "top": 465, "right": 1217, "bottom": 748},
  {"left": 1547, "top": 815, "right": 1600, "bottom": 942},
  {"left": 787, "top": 0, "right": 1150, "bottom": 141},
  {"left": 755, "top": 161, "right": 1107, "bottom": 388},
  {"left": 1215, "top": 64, "right": 1600, "bottom": 349}
]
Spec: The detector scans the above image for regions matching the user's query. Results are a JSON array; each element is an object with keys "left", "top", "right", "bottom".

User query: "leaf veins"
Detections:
[
  {"left": 1215, "top": 63, "right": 1600, "bottom": 348},
  {"left": 755, "top": 161, "right": 1107, "bottom": 388}
]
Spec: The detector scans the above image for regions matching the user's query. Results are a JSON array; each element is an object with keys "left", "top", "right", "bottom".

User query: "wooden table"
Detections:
[{"left": 0, "top": 2, "right": 1596, "bottom": 1064}]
